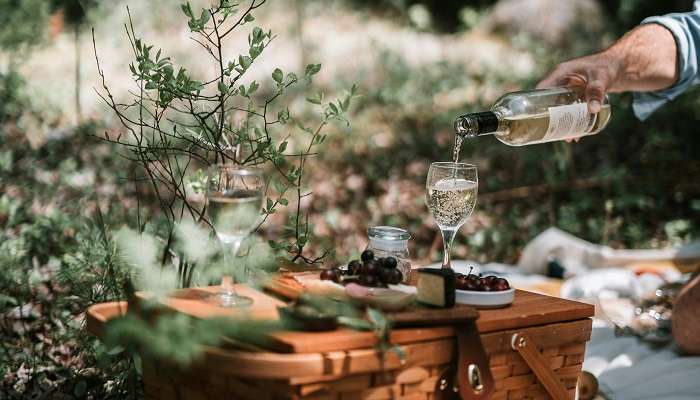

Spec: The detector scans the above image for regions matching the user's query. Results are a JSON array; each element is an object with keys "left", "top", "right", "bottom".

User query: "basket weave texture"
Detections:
[{"left": 142, "top": 318, "right": 591, "bottom": 400}]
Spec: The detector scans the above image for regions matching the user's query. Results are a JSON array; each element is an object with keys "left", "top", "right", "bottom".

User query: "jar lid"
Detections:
[{"left": 367, "top": 226, "right": 411, "bottom": 241}]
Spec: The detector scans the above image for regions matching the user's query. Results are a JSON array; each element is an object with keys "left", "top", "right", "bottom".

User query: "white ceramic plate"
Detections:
[{"left": 455, "top": 288, "right": 515, "bottom": 308}]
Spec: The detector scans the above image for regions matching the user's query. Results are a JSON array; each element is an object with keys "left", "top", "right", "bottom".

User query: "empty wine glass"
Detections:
[
  {"left": 425, "top": 162, "right": 478, "bottom": 269},
  {"left": 206, "top": 165, "right": 265, "bottom": 307}
]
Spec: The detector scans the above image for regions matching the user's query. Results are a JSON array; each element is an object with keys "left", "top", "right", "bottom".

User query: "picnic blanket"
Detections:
[
  {"left": 438, "top": 227, "right": 700, "bottom": 399},
  {"left": 585, "top": 323, "right": 700, "bottom": 400}
]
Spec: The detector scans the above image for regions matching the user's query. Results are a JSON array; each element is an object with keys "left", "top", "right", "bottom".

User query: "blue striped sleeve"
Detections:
[{"left": 632, "top": 1, "right": 700, "bottom": 120}]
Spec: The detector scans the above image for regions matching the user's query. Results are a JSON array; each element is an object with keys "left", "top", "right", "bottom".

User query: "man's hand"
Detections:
[
  {"left": 537, "top": 53, "right": 623, "bottom": 114},
  {"left": 537, "top": 23, "right": 678, "bottom": 114}
]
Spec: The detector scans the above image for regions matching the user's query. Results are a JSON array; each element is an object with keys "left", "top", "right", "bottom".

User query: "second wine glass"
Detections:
[
  {"left": 206, "top": 165, "right": 265, "bottom": 307},
  {"left": 425, "top": 162, "right": 478, "bottom": 269}
]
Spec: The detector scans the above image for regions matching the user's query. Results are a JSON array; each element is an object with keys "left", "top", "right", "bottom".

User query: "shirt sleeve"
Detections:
[{"left": 632, "top": 1, "right": 700, "bottom": 121}]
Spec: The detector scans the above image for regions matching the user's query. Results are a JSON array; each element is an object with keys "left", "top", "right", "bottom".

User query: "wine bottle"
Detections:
[{"left": 454, "top": 87, "right": 611, "bottom": 146}]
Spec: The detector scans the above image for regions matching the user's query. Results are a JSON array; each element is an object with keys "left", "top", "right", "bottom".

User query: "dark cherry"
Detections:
[
  {"left": 493, "top": 278, "right": 510, "bottom": 291},
  {"left": 361, "top": 249, "right": 375, "bottom": 263},
  {"left": 348, "top": 260, "right": 362, "bottom": 275},
  {"left": 456, "top": 274, "right": 469, "bottom": 290},
  {"left": 479, "top": 277, "right": 493, "bottom": 291},
  {"left": 463, "top": 280, "right": 480, "bottom": 291},
  {"left": 385, "top": 268, "right": 403, "bottom": 285},
  {"left": 360, "top": 259, "right": 379, "bottom": 276},
  {"left": 320, "top": 269, "right": 340, "bottom": 283},
  {"left": 483, "top": 275, "right": 497, "bottom": 285}
]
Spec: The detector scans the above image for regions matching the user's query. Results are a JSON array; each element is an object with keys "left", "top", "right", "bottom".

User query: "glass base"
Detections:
[{"left": 206, "top": 292, "right": 253, "bottom": 308}]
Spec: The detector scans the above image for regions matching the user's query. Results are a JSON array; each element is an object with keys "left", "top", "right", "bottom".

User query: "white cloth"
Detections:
[{"left": 517, "top": 227, "right": 700, "bottom": 276}]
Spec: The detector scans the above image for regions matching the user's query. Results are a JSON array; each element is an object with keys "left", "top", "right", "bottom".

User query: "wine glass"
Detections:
[
  {"left": 206, "top": 165, "right": 265, "bottom": 307},
  {"left": 425, "top": 162, "right": 478, "bottom": 269}
]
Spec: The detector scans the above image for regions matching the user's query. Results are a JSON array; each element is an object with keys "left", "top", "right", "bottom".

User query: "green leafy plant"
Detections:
[{"left": 93, "top": 1, "right": 358, "bottom": 278}]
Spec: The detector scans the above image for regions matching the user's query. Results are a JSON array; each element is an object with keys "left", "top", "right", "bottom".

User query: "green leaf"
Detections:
[
  {"left": 252, "top": 27, "right": 263, "bottom": 40},
  {"left": 306, "top": 92, "right": 323, "bottom": 105},
  {"left": 180, "top": 3, "right": 193, "bottom": 17},
  {"left": 338, "top": 316, "right": 372, "bottom": 331},
  {"left": 272, "top": 178, "right": 286, "bottom": 192},
  {"left": 249, "top": 45, "right": 261, "bottom": 59},
  {"left": 328, "top": 102, "right": 338, "bottom": 114},
  {"left": 217, "top": 81, "right": 229, "bottom": 95},
  {"left": 266, "top": 198, "right": 274, "bottom": 211},
  {"left": 279, "top": 198, "right": 289, "bottom": 206},
  {"left": 278, "top": 141, "right": 287, "bottom": 153},
  {"left": 244, "top": 13, "right": 255, "bottom": 23},
  {"left": 305, "top": 63, "right": 322, "bottom": 76},
  {"left": 248, "top": 80, "right": 259, "bottom": 94},
  {"left": 272, "top": 68, "right": 283, "bottom": 84},
  {"left": 200, "top": 10, "right": 211, "bottom": 26},
  {"left": 239, "top": 55, "right": 252, "bottom": 70}
]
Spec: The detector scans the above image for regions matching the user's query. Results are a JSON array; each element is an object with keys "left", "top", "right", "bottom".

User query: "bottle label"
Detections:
[{"left": 544, "top": 103, "right": 589, "bottom": 141}]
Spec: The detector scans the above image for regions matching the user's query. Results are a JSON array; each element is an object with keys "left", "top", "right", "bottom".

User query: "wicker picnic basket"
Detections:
[{"left": 86, "top": 285, "right": 593, "bottom": 400}]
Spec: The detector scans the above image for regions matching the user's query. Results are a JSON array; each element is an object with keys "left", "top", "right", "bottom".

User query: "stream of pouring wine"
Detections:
[{"left": 451, "top": 135, "right": 463, "bottom": 181}]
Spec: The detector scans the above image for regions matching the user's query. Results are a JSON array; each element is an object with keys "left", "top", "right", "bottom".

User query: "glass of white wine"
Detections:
[
  {"left": 425, "top": 162, "right": 478, "bottom": 269},
  {"left": 206, "top": 165, "right": 265, "bottom": 307}
]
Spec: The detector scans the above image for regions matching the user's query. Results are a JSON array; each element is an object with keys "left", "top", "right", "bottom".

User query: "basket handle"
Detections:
[
  {"left": 511, "top": 332, "right": 569, "bottom": 400},
  {"left": 434, "top": 322, "right": 494, "bottom": 400}
]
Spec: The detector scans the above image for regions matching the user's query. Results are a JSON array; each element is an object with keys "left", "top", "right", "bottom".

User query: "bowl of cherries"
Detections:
[
  {"left": 320, "top": 250, "right": 403, "bottom": 287},
  {"left": 455, "top": 268, "right": 515, "bottom": 308}
]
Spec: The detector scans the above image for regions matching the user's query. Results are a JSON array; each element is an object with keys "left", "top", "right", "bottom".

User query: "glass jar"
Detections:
[{"left": 365, "top": 226, "right": 411, "bottom": 283}]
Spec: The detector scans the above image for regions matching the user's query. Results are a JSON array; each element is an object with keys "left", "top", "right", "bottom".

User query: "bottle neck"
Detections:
[{"left": 454, "top": 111, "right": 500, "bottom": 138}]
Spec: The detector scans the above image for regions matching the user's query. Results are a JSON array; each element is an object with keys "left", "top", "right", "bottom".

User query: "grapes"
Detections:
[
  {"left": 359, "top": 274, "right": 378, "bottom": 287},
  {"left": 385, "top": 268, "right": 403, "bottom": 285},
  {"left": 360, "top": 259, "right": 379, "bottom": 276},
  {"left": 383, "top": 257, "right": 398, "bottom": 269},
  {"left": 333, "top": 253, "right": 405, "bottom": 288},
  {"left": 348, "top": 260, "right": 361, "bottom": 275}
]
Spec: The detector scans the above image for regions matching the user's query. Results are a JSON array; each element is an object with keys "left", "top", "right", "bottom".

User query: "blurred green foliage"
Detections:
[{"left": 0, "top": 0, "right": 49, "bottom": 55}]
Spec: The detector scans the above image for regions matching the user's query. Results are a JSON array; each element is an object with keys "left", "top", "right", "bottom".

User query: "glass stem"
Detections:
[
  {"left": 440, "top": 228, "right": 457, "bottom": 269},
  {"left": 220, "top": 239, "right": 242, "bottom": 298}
]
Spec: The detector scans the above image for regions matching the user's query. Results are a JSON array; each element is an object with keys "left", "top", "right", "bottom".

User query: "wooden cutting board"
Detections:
[
  {"left": 135, "top": 285, "right": 285, "bottom": 320},
  {"left": 137, "top": 285, "right": 593, "bottom": 354}
]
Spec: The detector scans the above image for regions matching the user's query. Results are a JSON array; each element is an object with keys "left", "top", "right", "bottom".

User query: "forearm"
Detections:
[{"left": 604, "top": 23, "right": 678, "bottom": 93}]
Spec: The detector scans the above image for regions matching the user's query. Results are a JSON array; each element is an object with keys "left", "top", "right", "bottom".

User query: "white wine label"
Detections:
[{"left": 544, "top": 103, "right": 589, "bottom": 141}]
